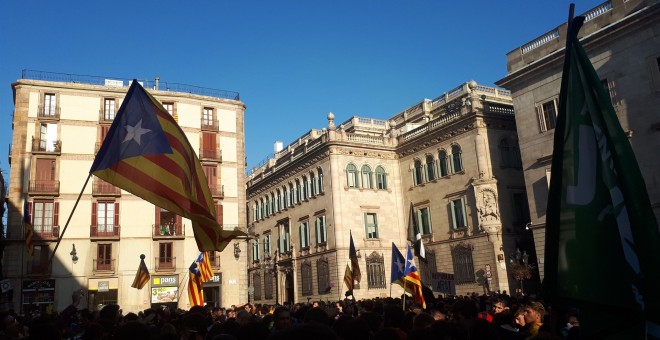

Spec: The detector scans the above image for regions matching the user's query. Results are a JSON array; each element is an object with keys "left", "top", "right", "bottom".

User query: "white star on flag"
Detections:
[
  {"left": 395, "top": 256, "right": 404, "bottom": 273},
  {"left": 123, "top": 119, "right": 151, "bottom": 145}
]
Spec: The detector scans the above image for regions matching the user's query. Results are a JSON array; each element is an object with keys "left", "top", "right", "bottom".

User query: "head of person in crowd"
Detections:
[
  {"left": 449, "top": 299, "right": 479, "bottom": 324},
  {"left": 492, "top": 297, "right": 509, "bottom": 315},
  {"left": 272, "top": 306, "right": 292, "bottom": 330},
  {"left": 514, "top": 307, "right": 526, "bottom": 329},
  {"left": 523, "top": 301, "right": 545, "bottom": 326}
]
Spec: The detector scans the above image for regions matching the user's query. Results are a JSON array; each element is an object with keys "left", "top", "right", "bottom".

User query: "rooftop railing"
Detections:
[{"left": 21, "top": 69, "right": 240, "bottom": 101}]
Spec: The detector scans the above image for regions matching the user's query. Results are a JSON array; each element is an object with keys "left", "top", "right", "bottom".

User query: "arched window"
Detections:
[
  {"left": 317, "top": 257, "right": 330, "bottom": 294},
  {"left": 361, "top": 165, "right": 373, "bottom": 189},
  {"left": 413, "top": 159, "right": 424, "bottom": 185},
  {"left": 301, "top": 176, "right": 308, "bottom": 201},
  {"left": 318, "top": 168, "right": 324, "bottom": 193},
  {"left": 426, "top": 155, "right": 436, "bottom": 181},
  {"left": 289, "top": 183, "right": 296, "bottom": 206},
  {"left": 309, "top": 171, "right": 317, "bottom": 196},
  {"left": 253, "top": 203, "right": 258, "bottom": 222},
  {"left": 295, "top": 179, "right": 301, "bottom": 203},
  {"left": 376, "top": 166, "right": 387, "bottom": 190},
  {"left": 275, "top": 190, "right": 281, "bottom": 212},
  {"left": 264, "top": 272, "right": 273, "bottom": 299},
  {"left": 270, "top": 193, "right": 276, "bottom": 214},
  {"left": 301, "top": 260, "right": 313, "bottom": 296},
  {"left": 283, "top": 186, "right": 290, "bottom": 208},
  {"left": 366, "top": 251, "right": 386, "bottom": 289},
  {"left": 452, "top": 144, "right": 463, "bottom": 173},
  {"left": 438, "top": 150, "right": 449, "bottom": 177},
  {"left": 346, "top": 164, "right": 358, "bottom": 188},
  {"left": 265, "top": 197, "right": 270, "bottom": 217},
  {"left": 253, "top": 272, "right": 262, "bottom": 300}
]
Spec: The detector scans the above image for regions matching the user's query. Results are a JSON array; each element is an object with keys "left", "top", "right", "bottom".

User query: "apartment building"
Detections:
[
  {"left": 246, "top": 81, "right": 533, "bottom": 304},
  {"left": 3, "top": 71, "right": 247, "bottom": 313},
  {"left": 496, "top": 0, "right": 660, "bottom": 279}
]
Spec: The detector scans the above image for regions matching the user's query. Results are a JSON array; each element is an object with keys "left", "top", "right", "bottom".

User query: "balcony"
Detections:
[
  {"left": 98, "top": 110, "right": 116, "bottom": 123},
  {"left": 199, "top": 148, "right": 222, "bottom": 161},
  {"left": 34, "top": 226, "right": 59, "bottom": 240},
  {"left": 92, "top": 180, "right": 121, "bottom": 196},
  {"left": 26, "top": 262, "right": 52, "bottom": 276},
  {"left": 201, "top": 118, "right": 219, "bottom": 131},
  {"left": 37, "top": 105, "right": 60, "bottom": 120},
  {"left": 90, "top": 225, "right": 120, "bottom": 239},
  {"left": 28, "top": 180, "right": 60, "bottom": 196},
  {"left": 209, "top": 255, "right": 221, "bottom": 269},
  {"left": 31, "top": 138, "right": 61, "bottom": 154},
  {"left": 93, "top": 259, "right": 116, "bottom": 273},
  {"left": 152, "top": 223, "right": 185, "bottom": 239},
  {"left": 155, "top": 257, "right": 176, "bottom": 271},
  {"left": 210, "top": 185, "right": 224, "bottom": 199}
]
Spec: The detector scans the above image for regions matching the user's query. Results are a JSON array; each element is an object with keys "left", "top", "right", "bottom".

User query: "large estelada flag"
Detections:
[
  {"left": 349, "top": 230, "right": 361, "bottom": 286},
  {"left": 89, "top": 80, "right": 245, "bottom": 251},
  {"left": 391, "top": 242, "right": 415, "bottom": 296},
  {"left": 543, "top": 16, "right": 660, "bottom": 339},
  {"left": 188, "top": 252, "right": 214, "bottom": 306}
]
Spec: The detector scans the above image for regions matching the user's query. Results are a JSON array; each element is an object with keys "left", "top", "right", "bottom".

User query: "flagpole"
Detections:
[
  {"left": 177, "top": 270, "right": 191, "bottom": 302},
  {"left": 47, "top": 173, "right": 92, "bottom": 268},
  {"left": 402, "top": 279, "right": 407, "bottom": 311}
]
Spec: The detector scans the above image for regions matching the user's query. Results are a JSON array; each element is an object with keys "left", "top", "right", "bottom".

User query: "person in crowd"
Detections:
[{"left": 523, "top": 301, "right": 546, "bottom": 337}]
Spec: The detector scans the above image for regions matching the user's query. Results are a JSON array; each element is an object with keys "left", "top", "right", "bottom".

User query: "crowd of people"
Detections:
[{"left": 0, "top": 291, "right": 580, "bottom": 340}]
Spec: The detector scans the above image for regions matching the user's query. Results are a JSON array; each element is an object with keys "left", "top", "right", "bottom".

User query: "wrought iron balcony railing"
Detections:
[
  {"left": 28, "top": 180, "right": 60, "bottom": 195},
  {"left": 37, "top": 105, "right": 60, "bottom": 120},
  {"left": 201, "top": 118, "right": 219, "bottom": 131},
  {"left": 155, "top": 257, "right": 176, "bottom": 271},
  {"left": 93, "top": 259, "right": 116, "bottom": 272},
  {"left": 92, "top": 180, "right": 121, "bottom": 196},
  {"left": 152, "top": 224, "right": 185, "bottom": 239},
  {"left": 31, "top": 138, "right": 62, "bottom": 154},
  {"left": 90, "top": 225, "right": 120, "bottom": 239},
  {"left": 33, "top": 226, "right": 59, "bottom": 240},
  {"left": 199, "top": 148, "right": 222, "bottom": 161}
]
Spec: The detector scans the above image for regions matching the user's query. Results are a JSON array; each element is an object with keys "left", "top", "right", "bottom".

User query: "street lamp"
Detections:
[
  {"left": 70, "top": 244, "right": 78, "bottom": 264},
  {"left": 509, "top": 248, "right": 532, "bottom": 295}
]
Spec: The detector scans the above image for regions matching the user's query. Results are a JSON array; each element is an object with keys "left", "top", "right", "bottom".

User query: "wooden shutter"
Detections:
[
  {"left": 91, "top": 202, "right": 97, "bottom": 227},
  {"left": 155, "top": 206, "right": 161, "bottom": 226},
  {"left": 28, "top": 202, "right": 33, "bottom": 224},
  {"left": 114, "top": 203, "right": 120, "bottom": 226},
  {"left": 215, "top": 204, "right": 223, "bottom": 225}
]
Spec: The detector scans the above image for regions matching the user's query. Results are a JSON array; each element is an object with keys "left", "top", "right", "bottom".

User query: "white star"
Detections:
[
  {"left": 395, "top": 256, "right": 404, "bottom": 273},
  {"left": 123, "top": 119, "right": 151, "bottom": 145},
  {"left": 408, "top": 257, "right": 417, "bottom": 271}
]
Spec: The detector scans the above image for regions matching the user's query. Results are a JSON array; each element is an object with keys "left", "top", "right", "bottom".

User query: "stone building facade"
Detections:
[
  {"left": 246, "top": 81, "right": 533, "bottom": 304},
  {"left": 496, "top": 0, "right": 660, "bottom": 279},
  {"left": 3, "top": 71, "right": 247, "bottom": 313}
]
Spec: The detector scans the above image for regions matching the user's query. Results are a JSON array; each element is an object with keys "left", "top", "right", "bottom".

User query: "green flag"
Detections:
[{"left": 543, "top": 16, "right": 660, "bottom": 339}]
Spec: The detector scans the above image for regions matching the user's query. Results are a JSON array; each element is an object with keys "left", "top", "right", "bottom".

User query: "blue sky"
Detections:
[{"left": 0, "top": 0, "right": 605, "bottom": 177}]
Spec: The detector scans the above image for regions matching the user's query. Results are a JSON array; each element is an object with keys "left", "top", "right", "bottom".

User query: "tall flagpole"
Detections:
[{"left": 47, "top": 173, "right": 92, "bottom": 267}]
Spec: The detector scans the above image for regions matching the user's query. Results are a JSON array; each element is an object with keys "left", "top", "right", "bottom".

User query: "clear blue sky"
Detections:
[{"left": 0, "top": 0, "right": 604, "bottom": 177}]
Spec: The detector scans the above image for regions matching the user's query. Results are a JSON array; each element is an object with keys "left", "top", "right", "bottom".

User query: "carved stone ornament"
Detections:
[{"left": 477, "top": 187, "right": 501, "bottom": 233}]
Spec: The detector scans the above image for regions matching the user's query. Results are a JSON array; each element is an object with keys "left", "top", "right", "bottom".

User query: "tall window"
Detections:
[
  {"left": 253, "top": 239, "right": 260, "bottom": 262},
  {"left": 263, "top": 234, "right": 271, "bottom": 258},
  {"left": 309, "top": 171, "right": 317, "bottom": 196},
  {"left": 283, "top": 185, "right": 290, "bottom": 207},
  {"left": 162, "top": 102, "right": 174, "bottom": 116},
  {"left": 95, "top": 201, "right": 116, "bottom": 234},
  {"left": 413, "top": 160, "right": 424, "bottom": 185},
  {"left": 346, "top": 164, "right": 358, "bottom": 188},
  {"left": 361, "top": 165, "right": 373, "bottom": 189},
  {"left": 301, "top": 176, "right": 308, "bottom": 201},
  {"left": 97, "top": 244, "right": 112, "bottom": 270},
  {"left": 159, "top": 242, "right": 173, "bottom": 268},
  {"left": 537, "top": 99, "right": 557, "bottom": 132},
  {"left": 280, "top": 223, "right": 291, "bottom": 253},
  {"left": 294, "top": 180, "right": 300, "bottom": 204},
  {"left": 451, "top": 243, "right": 475, "bottom": 284},
  {"left": 43, "top": 93, "right": 56, "bottom": 116},
  {"left": 301, "top": 260, "right": 312, "bottom": 296},
  {"left": 289, "top": 183, "right": 295, "bottom": 206},
  {"left": 253, "top": 272, "right": 262, "bottom": 300},
  {"left": 512, "top": 192, "right": 530, "bottom": 228},
  {"left": 376, "top": 166, "right": 387, "bottom": 190},
  {"left": 418, "top": 207, "right": 432, "bottom": 235},
  {"left": 438, "top": 150, "right": 449, "bottom": 177},
  {"left": 450, "top": 197, "right": 468, "bottom": 229},
  {"left": 202, "top": 107, "right": 214, "bottom": 127},
  {"left": 315, "top": 216, "right": 327, "bottom": 245},
  {"left": 317, "top": 168, "right": 324, "bottom": 193},
  {"left": 32, "top": 200, "right": 56, "bottom": 234},
  {"left": 500, "top": 139, "right": 522, "bottom": 169},
  {"left": 317, "top": 257, "right": 330, "bottom": 294},
  {"left": 426, "top": 155, "right": 436, "bottom": 181},
  {"left": 38, "top": 123, "right": 58, "bottom": 152},
  {"left": 299, "top": 221, "right": 310, "bottom": 249},
  {"left": 264, "top": 273, "right": 273, "bottom": 299},
  {"left": 419, "top": 250, "right": 436, "bottom": 285},
  {"left": 451, "top": 145, "right": 463, "bottom": 173},
  {"left": 365, "top": 213, "right": 379, "bottom": 239},
  {"left": 366, "top": 252, "right": 386, "bottom": 289},
  {"left": 31, "top": 245, "right": 51, "bottom": 273},
  {"left": 103, "top": 98, "right": 116, "bottom": 120},
  {"left": 601, "top": 78, "right": 618, "bottom": 106},
  {"left": 203, "top": 164, "right": 217, "bottom": 193}
]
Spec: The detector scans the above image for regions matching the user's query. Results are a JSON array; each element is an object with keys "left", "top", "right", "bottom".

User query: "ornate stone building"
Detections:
[
  {"left": 3, "top": 71, "right": 247, "bottom": 313},
  {"left": 246, "top": 81, "right": 532, "bottom": 303},
  {"left": 496, "top": 0, "right": 660, "bottom": 279}
]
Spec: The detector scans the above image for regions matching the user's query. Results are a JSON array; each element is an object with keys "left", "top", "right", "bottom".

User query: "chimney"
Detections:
[
  {"left": 155, "top": 76, "right": 160, "bottom": 90},
  {"left": 274, "top": 141, "right": 283, "bottom": 153}
]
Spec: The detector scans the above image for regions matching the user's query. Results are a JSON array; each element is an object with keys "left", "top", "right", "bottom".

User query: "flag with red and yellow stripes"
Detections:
[
  {"left": 89, "top": 80, "right": 245, "bottom": 251},
  {"left": 188, "top": 252, "right": 214, "bottom": 306}
]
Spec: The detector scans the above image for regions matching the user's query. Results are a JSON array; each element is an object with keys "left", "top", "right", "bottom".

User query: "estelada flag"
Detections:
[{"left": 89, "top": 80, "right": 245, "bottom": 251}]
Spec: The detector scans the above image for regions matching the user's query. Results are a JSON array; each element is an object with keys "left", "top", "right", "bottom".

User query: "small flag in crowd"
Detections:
[
  {"left": 543, "top": 15, "right": 660, "bottom": 339},
  {"left": 349, "top": 231, "right": 361, "bottom": 287},
  {"left": 23, "top": 200, "right": 34, "bottom": 257},
  {"left": 89, "top": 80, "right": 245, "bottom": 252},
  {"left": 404, "top": 245, "right": 425, "bottom": 309},
  {"left": 131, "top": 254, "right": 150, "bottom": 289},
  {"left": 343, "top": 264, "right": 353, "bottom": 292},
  {"left": 188, "top": 252, "right": 214, "bottom": 306}
]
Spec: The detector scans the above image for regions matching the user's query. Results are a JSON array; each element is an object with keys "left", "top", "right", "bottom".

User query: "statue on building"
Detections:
[{"left": 478, "top": 189, "right": 500, "bottom": 223}]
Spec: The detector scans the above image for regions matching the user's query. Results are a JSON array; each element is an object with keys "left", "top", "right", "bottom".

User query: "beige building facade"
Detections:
[
  {"left": 3, "top": 71, "right": 247, "bottom": 313},
  {"left": 247, "top": 81, "right": 534, "bottom": 304},
  {"left": 496, "top": 0, "right": 660, "bottom": 279}
]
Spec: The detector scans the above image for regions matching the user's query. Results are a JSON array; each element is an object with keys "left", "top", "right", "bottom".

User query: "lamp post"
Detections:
[{"left": 509, "top": 248, "right": 532, "bottom": 295}]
